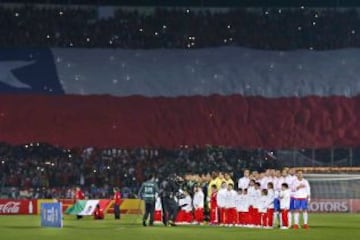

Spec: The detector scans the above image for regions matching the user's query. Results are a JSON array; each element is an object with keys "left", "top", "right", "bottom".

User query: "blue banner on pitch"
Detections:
[{"left": 41, "top": 202, "right": 63, "bottom": 228}]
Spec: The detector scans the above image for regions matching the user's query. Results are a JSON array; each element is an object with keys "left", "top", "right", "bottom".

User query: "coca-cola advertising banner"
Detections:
[
  {"left": 0, "top": 200, "right": 37, "bottom": 215},
  {"left": 309, "top": 199, "right": 360, "bottom": 213}
]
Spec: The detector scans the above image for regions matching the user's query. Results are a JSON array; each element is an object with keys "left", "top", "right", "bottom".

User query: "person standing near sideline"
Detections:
[
  {"left": 113, "top": 187, "right": 121, "bottom": 220},
  {"left": 75, "top": 186, "right": 85, "bottom": 220},
  {"left": 138, "top": 175, "right": 159, "bottom": 226}
]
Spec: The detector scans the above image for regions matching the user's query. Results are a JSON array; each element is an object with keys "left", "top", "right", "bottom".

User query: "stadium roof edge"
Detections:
[{"left": 1, "top": 0, "right": 360, "bottom": 8}]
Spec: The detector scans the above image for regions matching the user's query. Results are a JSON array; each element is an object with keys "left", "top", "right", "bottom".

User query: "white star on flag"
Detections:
[{"left": 0, "top": 60, "right": 35, "bottom": 88}]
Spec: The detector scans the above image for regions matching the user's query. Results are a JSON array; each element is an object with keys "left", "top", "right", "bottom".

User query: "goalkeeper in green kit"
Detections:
[{"left": 138, "top": 175, "right": 159, "bottom": 226}]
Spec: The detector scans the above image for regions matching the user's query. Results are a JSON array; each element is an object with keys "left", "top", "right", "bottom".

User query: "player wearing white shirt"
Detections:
[
  {"left": 238, "top": 169, "right": 250, "bottom": 190},
  {"left": 260, "top": 169, "right": 272, "bottom": 189},
  {"left": 247, "top": 179, "right": 260, "bottom": 227},
  {"left": 258, "top": 173, "right": 265, "bottom": 189},
  {"left": 285, "top": 175, "right": 296, "bottom": 187},
  {"left": 279, "top": 183, "right": 290, "bottom": 229},
  {"left": 154, "top": 196, "right": 162, "bottom": 223},
  {"left": 244, "top": 189, "right": 252, "bottom": 226},
  {"left": 260, "top": 177, "right": 268, "bottom": 190},
  {"left": 224, "top": 183, "right": 237, "bottom": 226},
  {"left": 216, "top": 182, "right": 227, "bottom": 225},
  {"left": 250, "top": 182, "right": 262, "bottom": 227},
  {"left": 252, "top": 171, "right": 260, "bottom": 182},
  {"left": 266, "top": 182, "right": 275, "bottom": 228},
  {"left": 258, "top": 189, "right": 273, "bottom": 228},
  {"left": 285, "top": 168, "right": 296, "bottom": 227},
  {"left": 273, "top": 170, "right": 283, "bottom": 227},
  {"left": 285, "top": 168, "right": 297, "bottom": 194},
  {"left": 193, "top": 185, "right": 204, "bottom": 224},
  {"left": 270, "top": 169, "right": 277, "bottom": 183},
  {"left": 274, "top": 170, "right": 285, "bottom": 192},
  {"left": 177, "top": 192, "right": 193, "bottom": 224},
  {"left": 235, "top": 189, "right": 244, "bottom": 226},
  {"left": 247, "top": 179, "right": 257, "bottom": 198},
  {"left": 292, "top": 170, "right": 311, "bottom": 229}
]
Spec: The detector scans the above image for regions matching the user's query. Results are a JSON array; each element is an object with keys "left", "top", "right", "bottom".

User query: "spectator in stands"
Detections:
[{"left": 0, "top": 5, "right": 360, "bottom": 50}]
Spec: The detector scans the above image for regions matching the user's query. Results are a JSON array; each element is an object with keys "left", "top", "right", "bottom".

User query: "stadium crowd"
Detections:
[
  {"left": 0, "top": 142, "right": 276, "bottom": 199},
  {"left": 0, "top": 142, "right": 357, "bottom": 199},
  {"left": 1, "top": 5, "right": 360, "bottom": 49}
]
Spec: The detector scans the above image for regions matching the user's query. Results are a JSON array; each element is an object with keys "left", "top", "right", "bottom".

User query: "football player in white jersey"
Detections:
[{"left": 292, "top": 170, "right": 311, "bottom": 229}]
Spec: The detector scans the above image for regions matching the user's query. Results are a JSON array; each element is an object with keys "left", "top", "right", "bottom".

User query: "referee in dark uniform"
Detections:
[{"left": 138, "top": 175, "right": 159, "bottom": 226}]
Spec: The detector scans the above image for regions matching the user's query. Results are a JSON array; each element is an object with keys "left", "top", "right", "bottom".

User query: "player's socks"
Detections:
[
  {"left": 303, "top": 212, "right": 308, "bottom": 225},
  {"left": 273, "top": 212, "right": 281, "bottom": 227},
  {"left": 276, "top": 212, "right": 282, "bottom": 227},
  {"left": 288, "top": 212, "right": 292, "bottom": 227},
  {"left": 294, "top": 212, "right": 300, "bottom": 225}
]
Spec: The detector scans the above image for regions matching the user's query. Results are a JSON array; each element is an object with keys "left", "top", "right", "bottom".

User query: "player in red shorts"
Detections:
[
  {"left": 209, "top": 184, "right": 218, "bottom": 225},
  {"left": 193, "top": 184, "right": 205, "bottom": 224}
]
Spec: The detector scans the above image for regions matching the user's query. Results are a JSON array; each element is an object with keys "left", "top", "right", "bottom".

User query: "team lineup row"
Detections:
[{"left": 139, "top": 168, "right": 311, "bottom": 229}]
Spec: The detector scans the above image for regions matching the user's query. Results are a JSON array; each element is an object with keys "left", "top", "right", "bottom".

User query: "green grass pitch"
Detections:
[{"left": 0, "top": 214, "right": 359, "bottom": 240}]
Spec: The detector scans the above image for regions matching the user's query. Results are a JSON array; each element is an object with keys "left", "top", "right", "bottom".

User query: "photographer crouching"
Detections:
[{"left": 159, "top": 174, "right": 186, "bottom": 226}]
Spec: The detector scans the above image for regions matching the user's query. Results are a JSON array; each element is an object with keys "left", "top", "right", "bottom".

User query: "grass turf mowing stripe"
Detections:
[{"left": 0, "top": 214, "right": 359, "bottom": 240}]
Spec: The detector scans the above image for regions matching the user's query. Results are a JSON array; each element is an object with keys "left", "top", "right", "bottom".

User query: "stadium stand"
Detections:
[
  {"left": 0, "top": 3, "right": 360, "bottom": 205},
  {"left": 0, "top": 6, "right": 360, "bottom": 49}
]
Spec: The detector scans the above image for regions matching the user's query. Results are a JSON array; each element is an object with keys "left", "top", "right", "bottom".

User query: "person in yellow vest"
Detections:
[
  {"left": 224, "top": 172, "right": 234, "bottom": 186},
  {"left": 217, "top": 172, "right": 225, "bottom": 189},
  {"left": 208, "top": 171, "right": 223, "bottom": 197}
]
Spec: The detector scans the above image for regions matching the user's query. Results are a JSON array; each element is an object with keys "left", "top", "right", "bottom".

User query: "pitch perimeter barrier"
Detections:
[
  {"left": 106, "top": 199, "right": 144, "bottom": 214},
  {"left": 1, "top": 198, "right": 359, "bottom": 215},
  {"left": 0, "top": 199, "right": 37, "bottom": 215},
  {"left": 309, "top": 199, "right": 360, "bottom": 213}
]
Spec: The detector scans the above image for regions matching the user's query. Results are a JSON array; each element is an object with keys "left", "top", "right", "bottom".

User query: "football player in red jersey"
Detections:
[
  {"left": 113, "top": 187, "right": 121, "bottom": 219},
  {"left": 209, "top": 184, "right": 218, "bottom": 225},
  {"left": 75, "top": 186, "right": 85, "bottom": 219}
]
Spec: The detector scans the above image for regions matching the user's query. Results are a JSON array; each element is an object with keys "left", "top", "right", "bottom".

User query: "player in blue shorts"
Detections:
[{"left": 292, "top": 170, "right": 311, "bottom": 229}]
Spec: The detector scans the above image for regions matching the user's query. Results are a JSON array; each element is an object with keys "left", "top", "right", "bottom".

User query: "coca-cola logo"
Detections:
[
  {"left": 0, "top": 202, "right": 21, "bottom": 213},
  {"left": 309, "top": 200, "right": 349, "bottom": 212}
]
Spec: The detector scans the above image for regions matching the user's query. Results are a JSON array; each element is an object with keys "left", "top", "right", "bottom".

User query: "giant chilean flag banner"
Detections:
[{"left": 0, "top": 47, "right": 360, "bottom": 148}]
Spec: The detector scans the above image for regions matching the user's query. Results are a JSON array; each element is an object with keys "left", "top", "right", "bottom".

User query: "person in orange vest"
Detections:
[{"left": 113, "top": 187, "right": 121, "bottom": 220}]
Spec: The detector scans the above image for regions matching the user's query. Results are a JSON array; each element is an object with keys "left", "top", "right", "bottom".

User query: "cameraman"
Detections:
[{"left": 159, "top": 174, "right": 184, "bottom": 226}]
